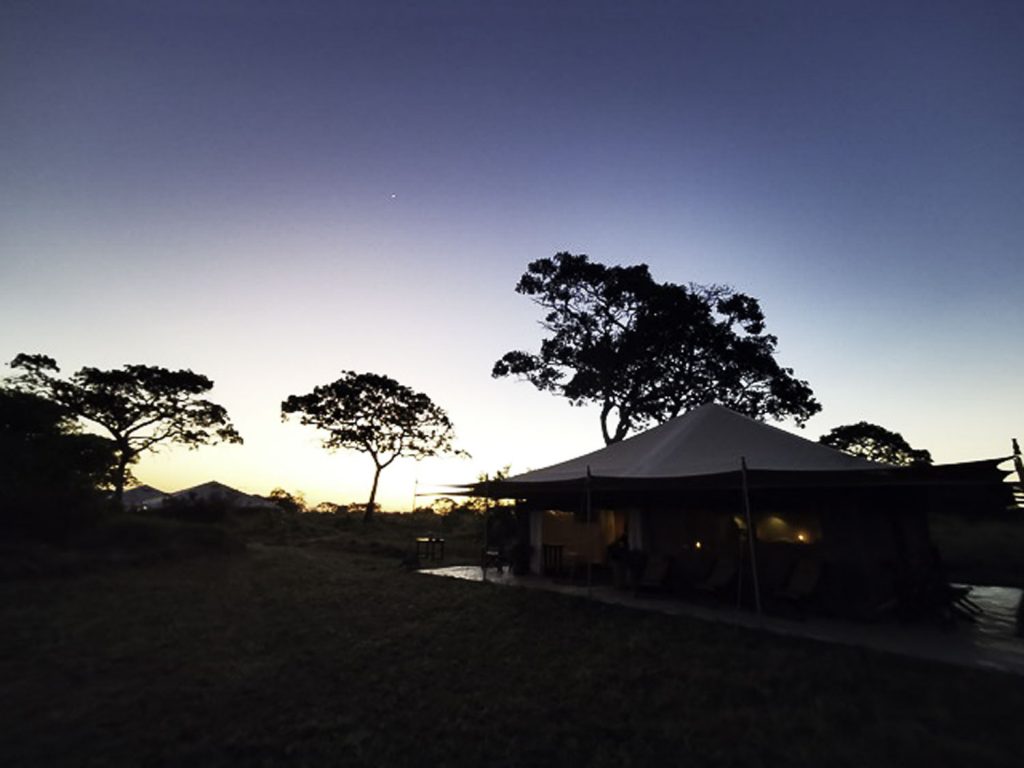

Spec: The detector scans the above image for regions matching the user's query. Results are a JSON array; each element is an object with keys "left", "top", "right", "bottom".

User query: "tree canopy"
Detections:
[
  {"left": 266, "top": 488, "right": 308, "bottom": 515},
  {"left": 281, "top": 371, "right": 465, "bottom": 522},
  {"left": 818, "top": 421, "right": 932, "bottom": 466},
  {"left": 493, "top": 252, "right": 820, "bottom": 443},
  {"left": 7, "top": 354, "right": 242, "bottom": 504}
]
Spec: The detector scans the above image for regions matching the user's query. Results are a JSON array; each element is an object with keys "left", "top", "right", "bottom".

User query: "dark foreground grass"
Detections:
[{"left": 2, "top": 546, "right": 1023, "bottom": 768}]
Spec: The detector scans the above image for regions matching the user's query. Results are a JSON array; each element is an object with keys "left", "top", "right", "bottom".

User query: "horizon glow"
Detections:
[{"left": 2, "top": 1, "right": 1021, "bottom": 508}]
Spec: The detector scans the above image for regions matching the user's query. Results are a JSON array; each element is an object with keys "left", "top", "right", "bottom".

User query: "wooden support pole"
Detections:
[
  {"left": 586, "top": 465, "right": 593, "bottom": 599},
  {"left": 741, "top": 457, "right": 763, "bottom": 617}
]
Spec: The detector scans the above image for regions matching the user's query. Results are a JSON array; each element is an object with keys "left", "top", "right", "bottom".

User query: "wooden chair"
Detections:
[
  {"left": 481, "top": 547, "right": 507, "bottom": 575},
  {"left": 542, "top": 543, "right": 564, "bottom": 576}
]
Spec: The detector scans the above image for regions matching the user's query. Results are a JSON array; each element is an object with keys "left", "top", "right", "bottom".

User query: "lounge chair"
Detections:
[
  {"left": 774, "top": 558, "right": 821, "bottom": 614},
  {"left": 696, "top": 556, "right": 738, "bottom": 595},
  {"left": 632, "top": 553, "right": 671, "bottom": 594},
  {"left": 778, "top": 558, "right": 820, "bottom": 601}
]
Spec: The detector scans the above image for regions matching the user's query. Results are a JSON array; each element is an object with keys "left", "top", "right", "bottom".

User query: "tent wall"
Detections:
[
  {"left": 522, "top": 506, "right": 627, "bottom": 574},
  {"left": 541, "top": 510, "right": 611, "bottom": 564},
  {"left": 484, "top": 441, "right": 1000, "bottom": 606},
  {"left": 817, "top": 489, "right": 932, "bottom": 616},
  {"left": 627, "top": 507, "right": 645, "bottom": 551},
  {"left": 516, "top": 483, "right": 942, "bottom": 616}
]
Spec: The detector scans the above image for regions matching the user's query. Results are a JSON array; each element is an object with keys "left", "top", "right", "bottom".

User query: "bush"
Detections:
[
  {"left": 0, "top": 388, "right": 117, "bottom": 543},
  {"left": 0, "top": 516, "right": 243, "bottom": 580},
  {"left": 0, "top": 493, "right": 110, "bottom": 544},
  {"left": 87, "top": 515, "right": 242, "bottom": 557},
  {"left": 154, "top": 495, "right": 232, "bottom": 525}
]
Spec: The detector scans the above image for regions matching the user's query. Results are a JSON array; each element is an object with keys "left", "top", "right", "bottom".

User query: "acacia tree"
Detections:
[
  {"left": 7, "top": 354, "right": 243, "bottom": 505},
  {"left": 493, "top": 252, "right": 820, "bottom": 444},
  {"left": 281, "top": 371, "right": 465, "bottom": 522},
  {"left": 819, "top": 422, "right": 932, "bottom": 466}
]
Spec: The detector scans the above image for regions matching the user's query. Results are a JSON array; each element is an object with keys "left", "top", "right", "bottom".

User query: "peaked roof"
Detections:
[
  {"left": 504, "top": 403, "right": 884, "bottom": 486},
  {"left": 121, "top": 484, "right": 168, "bottom": 508},
  {"left": 464, "top": 404, "right": 1011, "bottom": 506},
  {"left": 144, "top": 480, "right": 277, "bottom": 509}
]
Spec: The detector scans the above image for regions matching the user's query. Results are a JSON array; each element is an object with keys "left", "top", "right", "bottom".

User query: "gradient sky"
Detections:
[{"left": 2, "top": 0, "right": 1022, "bottom": 509}]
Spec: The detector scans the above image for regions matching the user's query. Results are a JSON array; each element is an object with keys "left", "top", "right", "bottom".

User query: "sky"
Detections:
[{"left": 2, "top": 0, "right": 1022, "bottom": 509}]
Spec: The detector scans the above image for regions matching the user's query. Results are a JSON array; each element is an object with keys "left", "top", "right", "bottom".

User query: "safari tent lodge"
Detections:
[{"left": 467, "top": 405, "right": 1014, "bottom": 618}]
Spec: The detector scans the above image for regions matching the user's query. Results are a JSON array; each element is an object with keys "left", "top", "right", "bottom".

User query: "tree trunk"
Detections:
[
  {"left": 113, "top": 451, "right": 130, "bottom": 509},
  {"left": 364, "top": 464, "right": 383, "bottom": 523},
  {"left": 600, "top": 401, "right": 614, "bottom": 445},
  {"left": 601, "top": 402, "right": 630, "bottom": 445}
]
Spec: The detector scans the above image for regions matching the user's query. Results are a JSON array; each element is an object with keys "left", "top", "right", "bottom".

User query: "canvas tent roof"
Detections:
[
  {"left": 121, "top": 484, "right": 168, "bottom": 508},
  {"left": 508, "top": 404, "right": 883, "bottom": 482},
  {"left": 467, "top": 404, "right": 1011, "bottom": 498},
  {"left": 143, "top": 480, "right": 277, "bottom": 510}
]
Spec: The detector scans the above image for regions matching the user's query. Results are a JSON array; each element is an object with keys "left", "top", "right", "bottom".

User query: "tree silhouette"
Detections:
[
  {"left": 281, "top": 371, "right": 465, "bottom": 522},
  {"left": 7, "top": 354, "right": 242, "bottom": 505},
  {"left": 266, "top": 488, "right": 308, "bottom": 515},
  {"left": 819, "top": 422, "right": 932, "bottom": 466},
  {"left": 493, "top": 253, "right": 820, "bottom": 443}
]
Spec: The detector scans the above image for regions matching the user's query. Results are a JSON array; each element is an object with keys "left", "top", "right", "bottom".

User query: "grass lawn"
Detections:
[
  {"left": 930, "top": 511, "right": 1024, "bottom": 588},
  {"left": 2, "top": 544, "right": 1023, "bottom": 767}
]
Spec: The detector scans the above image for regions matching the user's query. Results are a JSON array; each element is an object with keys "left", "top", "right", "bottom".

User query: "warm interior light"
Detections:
[
  {"left": 695, "top": 540, "right": 702, "bottom": 549},
  {"left": 796, "top": 532, "right": 807, "bottom": 543}
]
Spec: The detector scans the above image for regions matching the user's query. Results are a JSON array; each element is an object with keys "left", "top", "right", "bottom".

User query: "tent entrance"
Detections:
[{"left": 535, "top": 508, "right": 625, "bottom": 577}]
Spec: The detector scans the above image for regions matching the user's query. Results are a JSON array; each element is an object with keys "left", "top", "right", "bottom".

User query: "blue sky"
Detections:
[{"left": 2, "top": 1, "right": 1022, "bottom": 508}]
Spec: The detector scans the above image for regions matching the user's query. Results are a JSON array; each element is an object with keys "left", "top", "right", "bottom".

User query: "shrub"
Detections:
[
  {"left": 0, "top": 389, "right": 116, "bottom": 543},
  {"left": 87, "top": 515, "right": 241, "bottom": 557},
  {"left": 154, "top": 495, "right": 232, "bottom": 525}
]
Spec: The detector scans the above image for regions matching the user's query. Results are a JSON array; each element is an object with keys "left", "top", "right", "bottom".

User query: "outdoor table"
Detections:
[{"left": 415, "top": 536, "right": 445, "bottom": 561}]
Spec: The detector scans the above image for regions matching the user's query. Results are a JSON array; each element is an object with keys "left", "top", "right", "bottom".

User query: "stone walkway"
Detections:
[{"left": 419, "top": 565, "right": 1024, "bottom": 676}]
